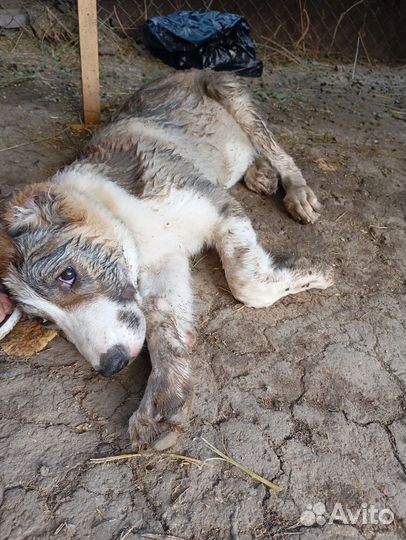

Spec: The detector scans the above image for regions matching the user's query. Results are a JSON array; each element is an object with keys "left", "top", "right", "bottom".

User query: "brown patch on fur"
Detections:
[
  {"left": 54, "top": 292, "right": 98, "bottom": 311},
  {"left": 86, "top": 143, "right": 108, "bottom": 160},
  {"left": 0, "top": 229, "right": 15, "bottom": 282},
  {"left": 3, "top": 183, "right": 88, "bottom": 237},
  {"left": 3, "top": 182, "right": 54, "bottom": 229},
  {"left": 87, "top": 135, "right": 138, "bottom": 158},
  {"left": 3, "top": 181, "right": 125, "bottom": 265}
]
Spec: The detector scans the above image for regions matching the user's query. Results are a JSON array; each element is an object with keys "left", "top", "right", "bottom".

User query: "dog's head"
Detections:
[{"left": 1, "top": 183, "right": 146, "bottom": 376}]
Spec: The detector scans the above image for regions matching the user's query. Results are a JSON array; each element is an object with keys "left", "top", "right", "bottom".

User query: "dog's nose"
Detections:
[{"left": 98, "top": 345, "right": 130, "bottom": 377}]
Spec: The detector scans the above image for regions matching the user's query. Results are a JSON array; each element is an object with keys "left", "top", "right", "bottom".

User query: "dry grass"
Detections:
[
  {"left": 202, "top": 438, "right": 282, "bottom": 493},
  {"left": 142, "top": 534, "right": 186, "bottom": 540},
  {"left": 90, "top": 452, "right": 212, "bottom": 468},
  {"left": 90, "top": 439, "right": 281, "bottom": 493}
]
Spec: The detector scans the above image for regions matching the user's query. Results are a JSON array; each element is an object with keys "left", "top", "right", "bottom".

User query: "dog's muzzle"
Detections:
[{"left": 98, "top": 344, "right": 131, "bottom": 377}]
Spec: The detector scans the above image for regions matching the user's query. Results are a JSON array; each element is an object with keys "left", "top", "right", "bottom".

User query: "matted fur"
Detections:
[{"left": 0, "top": 70, "right": 332, "bottom": 448}]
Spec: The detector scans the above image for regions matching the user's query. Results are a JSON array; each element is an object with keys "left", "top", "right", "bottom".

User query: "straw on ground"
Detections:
[
  {"left": 202, "top": 437, "right": 282, "bottom": 493},
  {"left": 90, "top": 441, "right": 281, "bottom": 493}
]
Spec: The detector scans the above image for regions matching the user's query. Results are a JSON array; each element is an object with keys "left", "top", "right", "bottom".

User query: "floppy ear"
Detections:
[{"left": 3, "top": 183, "right": 63, "bottom": 238}]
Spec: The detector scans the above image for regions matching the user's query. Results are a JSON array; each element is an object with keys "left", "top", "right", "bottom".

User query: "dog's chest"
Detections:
[{"left": 128, "top": 189, "right": 218, "bottom": 265}]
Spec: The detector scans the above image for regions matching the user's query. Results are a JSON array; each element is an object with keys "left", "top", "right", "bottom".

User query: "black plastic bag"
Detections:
[{"left": 143, "top": 11, "right": 263, "bottom": 77}]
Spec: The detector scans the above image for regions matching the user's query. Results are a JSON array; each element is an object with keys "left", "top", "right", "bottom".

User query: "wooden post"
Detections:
[{"left": 77, "top": 0, "right": 101, "bottom": 125}]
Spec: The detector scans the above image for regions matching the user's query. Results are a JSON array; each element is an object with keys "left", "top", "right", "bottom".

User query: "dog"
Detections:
[{"left": 0, "top": 70, "right": 332, "bottom": 449}]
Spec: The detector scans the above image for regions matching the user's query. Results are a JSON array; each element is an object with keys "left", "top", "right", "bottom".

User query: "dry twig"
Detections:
[
  {"left": 120, "top": 525, "right": 137, "bottom": 540},
  {"left": 295, "top": 1, "right": 310, "bottom": 52},
  {"left": 0, "top": 132, "right": 65, "bottom": 153},
  {"left": 142, "top": 535, "right": 186, "bottom": 540},
  {"left": 329, "top": 0, "right": 366, "bottom": 53},
  {"left": 90, "top": 452, "right": 211, "bottom": 467}
]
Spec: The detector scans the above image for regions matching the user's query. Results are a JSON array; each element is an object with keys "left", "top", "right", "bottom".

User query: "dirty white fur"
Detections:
[
  {"left": 122, "top": 110, "right": 255, "bottom": 187},
  {"left": 64, "top": 297, "right": 146, "bottom": 368},
  {"left": 56, "top": 166, "right": 332, "bottom": 312},
  {"left": 55, "top": 167, "right": 142, "bottom": 275},
  {"left": 214, "top": 215, "right": 331, "bottom": 308},
  {"left": 1, "top": 70, "right": 333, "bottom": 448},
  {"left": 58, "top": 167, "right": 220, "bottom": 264}
]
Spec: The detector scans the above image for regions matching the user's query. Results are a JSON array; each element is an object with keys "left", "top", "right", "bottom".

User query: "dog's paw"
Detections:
[
  {"left": 284, "top": 186, "right": 321, "bottom": 224},
  {"left": 244, "top": 157, "right": 279, "bottom": 196},
  {"left": 282, "top": 255, "right": 335, "bottom": 290},
  {"left": 128, "top": 409, "right": 183, "bottom": 451},
  {"left": 128, "top": 390, "right": 189, "bottom": 450}
]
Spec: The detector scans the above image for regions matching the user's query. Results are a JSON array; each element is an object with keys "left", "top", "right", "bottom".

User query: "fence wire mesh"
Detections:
[
  {"left": 97, "top": 0, "right": 405, "bottom": 64},
  {"left": 0, "top": 1, "right": 404, "bottom": 64}
]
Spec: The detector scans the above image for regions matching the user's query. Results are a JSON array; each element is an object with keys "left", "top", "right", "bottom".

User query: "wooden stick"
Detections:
[{"left": 77, "top": 0, "right": 100, "bottom": 125}]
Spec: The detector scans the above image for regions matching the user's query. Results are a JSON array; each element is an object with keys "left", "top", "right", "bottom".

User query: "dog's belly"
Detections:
[
  {"left": 125, "top": 98, "right": 255, "bottom": 188},
  {"left": 201, "top": 120, "right": 255, "bottom": 187},
  {"left": 191, "top": 99, "right": 256, "bottom": 187}
]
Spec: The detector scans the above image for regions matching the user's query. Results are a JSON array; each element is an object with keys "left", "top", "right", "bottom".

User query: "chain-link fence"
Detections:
[
  {"left": 97, "top": 0, "right": 405, "bottom": 64},
  {"left": 0, "top": 1, "right": 404, "bottom": 64}
]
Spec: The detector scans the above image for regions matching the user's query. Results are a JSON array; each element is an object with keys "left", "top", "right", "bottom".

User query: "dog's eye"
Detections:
[{"left": 58, "top": 266, "right": 76, "bottom": 286}]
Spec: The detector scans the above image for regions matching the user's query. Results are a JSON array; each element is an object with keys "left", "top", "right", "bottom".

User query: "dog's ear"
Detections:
[{"left": 4, "top": 183, "right": 63, "bottom": 238}]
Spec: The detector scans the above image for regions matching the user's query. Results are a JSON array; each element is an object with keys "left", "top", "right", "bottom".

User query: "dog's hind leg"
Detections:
[
  {"left": 203, "top": 72, "right": 321, "bottom": 223},
  {"left": 214, "top": 199, "right": 333, "bottom": 308},
  {"left": 129, "top": 255, "right": 194, "bottom": 450}
]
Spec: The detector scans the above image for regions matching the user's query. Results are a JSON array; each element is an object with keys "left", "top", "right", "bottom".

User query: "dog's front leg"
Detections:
[{"left": 129, "top": 256, "right": 194, "bottom": 450}]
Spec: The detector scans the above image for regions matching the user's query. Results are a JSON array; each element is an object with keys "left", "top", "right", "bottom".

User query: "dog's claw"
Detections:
[
  {"left": 129, "top": 410, "right": 182, "bottom": 450},
  {"left": 153, "top": 431, "right": 179, "bottom": 451}
]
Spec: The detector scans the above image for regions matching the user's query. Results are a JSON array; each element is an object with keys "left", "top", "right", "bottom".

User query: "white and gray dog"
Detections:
[{"left": 0, "top": 70, "right": 332, "bottom": 449}]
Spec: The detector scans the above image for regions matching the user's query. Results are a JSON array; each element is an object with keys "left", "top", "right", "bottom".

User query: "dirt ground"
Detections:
[{"left": 0, "top": 27, "right": 405, "bottom": 540}]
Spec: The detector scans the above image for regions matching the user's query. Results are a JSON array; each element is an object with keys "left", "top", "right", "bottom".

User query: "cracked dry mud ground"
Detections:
[{"left": 0, "top": 37, "right": 405, "bottom": 540}]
